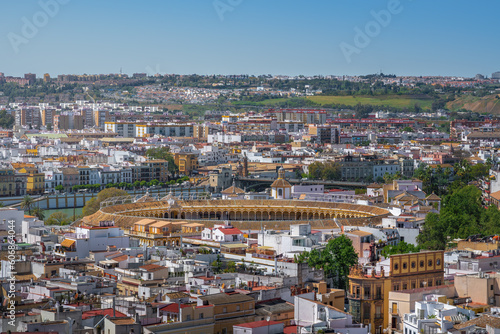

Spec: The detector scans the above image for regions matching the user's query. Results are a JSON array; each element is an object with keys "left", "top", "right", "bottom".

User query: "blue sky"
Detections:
[{"left": 0, "top": 0, "right": 499, "bottom": 77}]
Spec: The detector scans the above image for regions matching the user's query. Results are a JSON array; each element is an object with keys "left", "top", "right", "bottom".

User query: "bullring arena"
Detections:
[{"left": 82, "top": 194, "right": 390, "bottom": 232}]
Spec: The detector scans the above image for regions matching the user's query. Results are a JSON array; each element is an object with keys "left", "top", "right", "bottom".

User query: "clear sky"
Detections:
[{"left": 0, "top": 0, "right": 499, "bottom": 78}]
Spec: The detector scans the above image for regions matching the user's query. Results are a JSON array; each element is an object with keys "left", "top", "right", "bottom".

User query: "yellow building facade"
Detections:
[
  {"left": 348, "top": 250, "right": 444, "bottom": 334},
  {"left": 17, "top": 167, "right": 44, "bottom": 195}
]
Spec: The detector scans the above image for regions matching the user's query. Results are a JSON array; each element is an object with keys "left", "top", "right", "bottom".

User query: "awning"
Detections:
[
  {"left": 221, "top": 243, "right": 248, "bottom": 249},
  {"left": 61, "top": 239, "right": 75, "bottom": 248}
]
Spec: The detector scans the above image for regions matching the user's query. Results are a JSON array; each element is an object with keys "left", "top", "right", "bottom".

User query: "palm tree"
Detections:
[
  {"left": 31, "top": 207, "right": 45, "bottom": 221},
  {"left": 20, "top": 195, "right": 34, "bottom": 214}
]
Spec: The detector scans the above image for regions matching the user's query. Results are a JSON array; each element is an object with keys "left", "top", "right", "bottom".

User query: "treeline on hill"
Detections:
[
  {"left": 415, "top": 160, "right": 500, "bottom": 250},
  {"left": 0, "top": 82, "right": 78, "bottom": 100}
]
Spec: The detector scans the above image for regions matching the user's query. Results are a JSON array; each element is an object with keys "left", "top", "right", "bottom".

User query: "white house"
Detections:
[
  {"left": 258, "top": 224, "right": 321, "bottom": 257},
  {"left": 202, "top": 224, "right": 243, "bottom": 243},
  {"left": 54, "top": 221, "right": 129, "bottom": 260},
  {"left": 403, "top": 298, "right": 475, "bottom": 334},
  {"left": 294, "top": 295, "right": 369, "bottom": 334}
]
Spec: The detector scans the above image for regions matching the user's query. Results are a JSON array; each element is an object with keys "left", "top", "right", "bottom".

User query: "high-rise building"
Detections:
[
  {"left": 41, "top": 108, "right": 55, "bottom": 127},
  {"left": 16, "top": 108, "right": 42, "bottom": 128},
  {"left": 492, "top": 72, "right": 500, "bottom": 80},
  {"left": 43, "top": 73, "right": 51, "bottom": 82},
  {"left": 54, "top": 113, "right": 84, "bottom": 131}
]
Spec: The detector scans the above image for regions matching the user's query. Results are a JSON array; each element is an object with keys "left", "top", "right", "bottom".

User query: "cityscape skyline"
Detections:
[{"left": 1, "top": 0, "right": 499, "bottom": 78}]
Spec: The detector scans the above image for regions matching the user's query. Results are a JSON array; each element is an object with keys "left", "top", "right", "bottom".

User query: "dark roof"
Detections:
[{"left": 256, "top": 299, "right": 294, "bottom": 316}]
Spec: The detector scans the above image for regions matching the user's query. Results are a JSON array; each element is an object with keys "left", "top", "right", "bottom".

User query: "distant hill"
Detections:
[
  {"left": 307, "top": 94, "right": 434, "bottom": 109},
  {"left": 447, "top": 94, "right": 500, "bottom": 114}
]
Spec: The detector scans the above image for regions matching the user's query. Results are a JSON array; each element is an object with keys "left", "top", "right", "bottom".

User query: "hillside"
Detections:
[
  {"left": 307, "top": 94, "right": 434, "bottom": 109},
  {"left": 447, "top": 94, "right": 500, "bottom": 114}
]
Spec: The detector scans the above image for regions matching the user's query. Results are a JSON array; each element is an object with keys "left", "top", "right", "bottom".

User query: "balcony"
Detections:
[{"left": 125, "top": 230, "right": 166, "bottom": 239}]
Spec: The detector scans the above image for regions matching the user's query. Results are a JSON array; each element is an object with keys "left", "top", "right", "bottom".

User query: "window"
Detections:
[
  {"left": 223, "top": 307, "right": 227, "bottom": 313},
  {"left": 411, "top": 262, "right": 416, "bottom": 269},
  {"left": 428, "top": 260, "right": 433, "bottom": 266},
  {"left": 420, "top": 260, "right": 424, "bottom": 268},
  {"left": 200, "top": 313, "right": 204, "bottom": 319},
  {"left": 394, "top": 263, "right": 399, "bottom": 270},
  {"left": 278, "top": 189, "right": 283, "bottom": 196},
  {"left": 363, "top": 303, "right": 371, "bottom": 320},
  {"left": 436, "top": 259, "right": 441, "bottom": 266},
  {"left": 236, "top": 305, "right": 240, "bottom": 311},
  {"left": 403, "top": 262, "right": 407, "bottom": 269},
  {"left": 364, "top": 286, "right": 370, "bottom": 299}
]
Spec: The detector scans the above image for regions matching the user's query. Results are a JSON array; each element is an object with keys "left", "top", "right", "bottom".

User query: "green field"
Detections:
[{"left": 307, "top": 95, "right": 434, "bottom": 109}]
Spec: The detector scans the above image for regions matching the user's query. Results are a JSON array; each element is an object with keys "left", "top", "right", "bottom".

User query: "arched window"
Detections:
[{"left": 278, "top": 189, "right": 283, "bottom": 197}]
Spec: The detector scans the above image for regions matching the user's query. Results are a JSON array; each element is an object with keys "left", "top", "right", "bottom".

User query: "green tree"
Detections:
[
  {"left": 146, "top": 146, "right": 179, "bottom": 174},
  {"left": 295, "top": 235, "right": 358, "bottom": 290},
  {"left": 308, "top": 161, "right": 341, "bottom": 181},
  {"left": 55, "top": 185, "right": 64, "bottom": 192},
  {"left": 381, "top": 241, "right": 420, "bottom": 258},
  {"left": 0, "top": 109, "right": 15, "bottom": 128},
  {"left": 417, "top": 186, "right": 484, "bottom": 250},
  {"left": 225, "top": 261, "right": 236, "bottom": 273},
  {"left": 82, "top": 188, "right": 128, "bottom": 216},
  {"left": 402, "top": 126, "right": 414, "bottom": 132},
  {"left": 211, "top": 255, "right": 223, "bottom": 274},
  {"left": 45, "top": 212, "right": 72, "bottom": 225},
  {"left": 20, "top": 195, "right": 35, "bottom": 214},
  {"left": 31, "top": 207, "right": 45, "bottom": 220}
]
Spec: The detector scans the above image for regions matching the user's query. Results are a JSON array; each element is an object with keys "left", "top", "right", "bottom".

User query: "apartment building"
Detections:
[
  {"left": 348, "top": 251, "right": 444, "bottom": 334},
  {"left": 197, "top": 293, "right": 255, "bottom": 334},
  {"left": 105, "top": 122, "right": 193, "bottom": 138},
  {"left": 174, "top": 153, "right": 199, "bottom": 175},
  {"left": 0, "top": 168, "right": 16, "bottom": 196}
]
